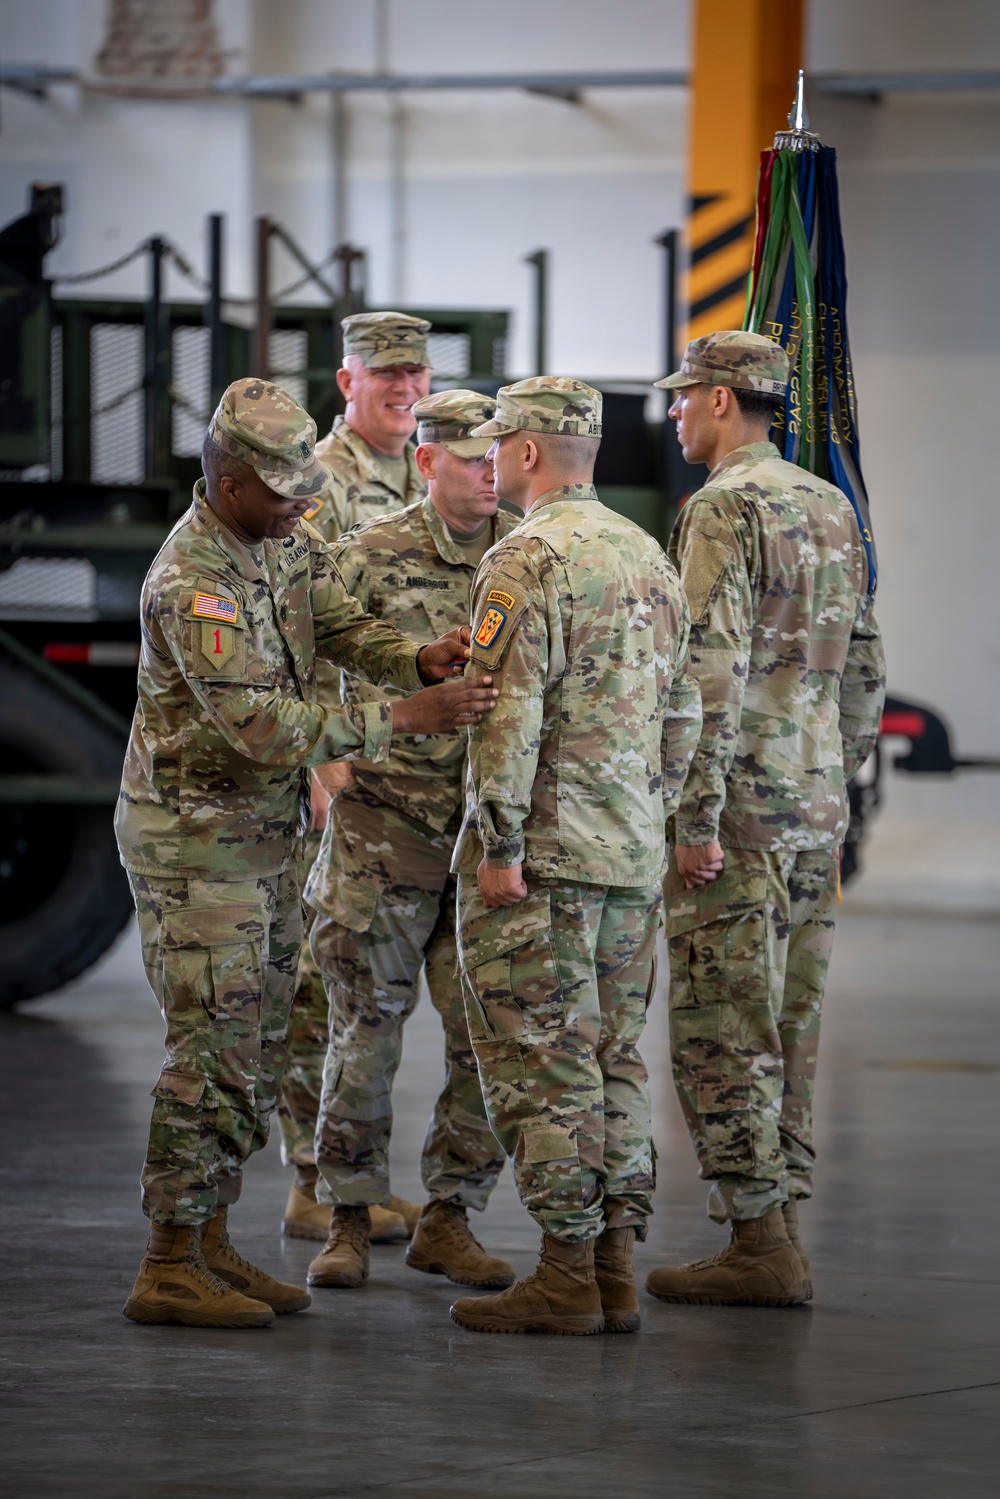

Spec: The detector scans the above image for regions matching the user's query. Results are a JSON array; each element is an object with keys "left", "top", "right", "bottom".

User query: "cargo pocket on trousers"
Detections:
[
  {"left": 308, "top": 876, "right": 378, "bottom": 993},
  {"left": 459, "top": 888, "right": 561, "bottom": 1042},
  {"left": 151, "top": 1065, "right": 208, "bottom": 1108},
  {"left": 519, "top": 1119, "right": 584, "bottom": 1217},
  {"left": 161, "top": 904, "right": 264, "bottom": 1028}
]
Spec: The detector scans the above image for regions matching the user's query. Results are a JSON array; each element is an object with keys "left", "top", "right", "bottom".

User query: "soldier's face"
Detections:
[
  {"left": 339, "top": 359, "right": 432, "bottom": 447},
  {"left": 211, "top": 467, "right": 313, "bottom": 543},
  {"left": 487, "top": 433, "right": 531, "bottom": 509},
  {"left": 420, "top": 446, "right": 498, "bottom": 528},
  {"left": 669, "top": 384, "right": 715, "bottom": 464}
]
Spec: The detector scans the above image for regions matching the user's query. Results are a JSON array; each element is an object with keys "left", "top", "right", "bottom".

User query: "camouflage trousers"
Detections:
[
  {"left": 665, "top": 845, "right": 839, "bottom": 1223},
  {"left": 457, "top": 874, "right": 661, "bottom": 1244},
  {"left": 128, "top": 868, "right": 301, "bottom": 1226},
  {"left": 310, "top": 787, "right": 505, "bottom": 1211},
  {"left": 275, "top": 829, "right": 328, "bottom": 1170}
]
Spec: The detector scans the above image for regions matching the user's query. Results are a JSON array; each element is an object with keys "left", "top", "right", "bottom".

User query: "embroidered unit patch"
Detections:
[
  {"left": 474, "top": 605, "right": 508, "bottom": 649},
  {"left": 486, "top": 588, "right": 516, "bottom": 610},
  {"left": 192, "top": 592, "right": 239, "bottom": 624}
]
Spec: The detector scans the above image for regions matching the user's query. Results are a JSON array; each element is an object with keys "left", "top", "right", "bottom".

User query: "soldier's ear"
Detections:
[
  {"left": 336, "top": 365, "right": 352, "bottom": 401},
  {"left": 522, "top": 438, "right": 540, "bottom": 473},
  {"left": 414, "top": 443, "right": 437, "bottom": 482}
]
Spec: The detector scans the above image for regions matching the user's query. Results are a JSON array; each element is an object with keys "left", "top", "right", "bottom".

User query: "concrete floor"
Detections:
[{"left": 1, "top": 911, "right": 998, "bottom": 1499}]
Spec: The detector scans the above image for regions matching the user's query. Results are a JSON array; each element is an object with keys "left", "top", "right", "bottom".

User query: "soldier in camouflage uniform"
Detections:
[
  {"left": 448, "top": 378, "right": 702, "bottom": 1337},
  {"left": 303, "top": 391, "right": 522, "bottom": 1294},
  {"left": 115, "top": 378, "right": 497, "bottom": 1329},
  {"left": 311, "top": 311, "right": 432, "bottom": 541},
  {"left": 279, "top": 311, "right": 432, "bottom": 1240},
  {"left": 644, "top": 331, "right": 886, "bottom": 1309}
]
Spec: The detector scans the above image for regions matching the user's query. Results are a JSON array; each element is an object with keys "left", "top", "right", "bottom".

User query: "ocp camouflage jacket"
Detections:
[
  {"left": 325, "top": 494, "right": 516, "bottom": 833},
  {"left": 670, "top": 441, "right": 886, "bottom": 850},
  {"left": 312, "top": 416, "right": 425, "bottom": 542},
  {"left": 455, "top": 485, "right": 702, "bottom": 888},
  {"left": 115, "top": 484, "right": 423, "bottom": 880}
]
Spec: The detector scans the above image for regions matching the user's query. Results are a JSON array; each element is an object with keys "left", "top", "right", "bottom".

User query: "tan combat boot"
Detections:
[
  {"left": 594, "top": 1226, "right": 641, "bottom": 1333},
  {"left": 782, "top": 1197, "right": 813, "bottom": 1300},
  {"left": 450, "top": 1234, "right": 604, "bottom": 1336},
  {"left": 202, "top": 1208, "right": 311, "bottom": 1314},
  {"left": 645, "top": 1207, "right": 807, "bottom": 1307},
  {"left": 406, "top": 1198, "right": 515, "bottom": 1288},
  {"left": 306, "top": 1204, "right": 371, "bottom": 1288},
  {"left": 123, "top": 1224, "right": 274, "bottom": 1328},
  {"left": 281, "top": 1165, "right": 414, "bottom": 1244}
]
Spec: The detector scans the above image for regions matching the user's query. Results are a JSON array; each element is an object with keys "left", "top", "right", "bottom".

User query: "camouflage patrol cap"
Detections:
[
  {"left": 411, "top": 389, "right": 498, "bottom": 457},
  {"left": 342, "top": 310, "right": 431, "bottom": 370},
  {"left": 655, "top": 330, "right": 790, "bottom": 396},
  {"left": 209, "top": 378, "right": 330, "bottom": 502},
  {"left": 470, "top": 376, "right": 602, "bottom": 439}
]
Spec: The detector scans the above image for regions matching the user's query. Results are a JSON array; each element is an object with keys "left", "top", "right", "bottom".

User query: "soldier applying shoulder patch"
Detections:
[
  {"left": 644, "top": 330, "right": 887, "bottom": 1309},
  {"left": 449, "top": 377, "right": 702, "bottom": 1338},
  {"left": 115, "top": 378, "right": 498, "bottom": 1332}
]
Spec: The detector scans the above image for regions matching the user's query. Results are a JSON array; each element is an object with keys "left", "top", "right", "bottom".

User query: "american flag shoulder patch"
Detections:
[{"left": 192, "top": 592, "right": 239, "bottom": 624}]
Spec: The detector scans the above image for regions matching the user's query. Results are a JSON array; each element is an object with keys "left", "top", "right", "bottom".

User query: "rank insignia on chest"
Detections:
[
  {"left": 192, "top": 592, "right": 239, "bottom": 624},
  {"left": 474, "top": 605, "right": 508, "bottom": 649}
]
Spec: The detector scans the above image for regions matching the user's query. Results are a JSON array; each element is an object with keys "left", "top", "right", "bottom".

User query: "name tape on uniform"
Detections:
[{"left": 192, "top": 592, "right": 239, "bottom": 624}]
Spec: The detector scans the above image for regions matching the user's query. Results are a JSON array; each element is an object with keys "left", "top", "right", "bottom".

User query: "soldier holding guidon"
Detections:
[
  {"left": 303, "top": 390, "right": 519, "bottom": 1296},
  {"left": 115, "top": 379, "right": 496, "bottom": 1329},
  {"left": 449, "top": 377, "right": 702, "bottom": 1337},
  {"left": 646, "top": 331, "right": 886, "bottom": 1308}
]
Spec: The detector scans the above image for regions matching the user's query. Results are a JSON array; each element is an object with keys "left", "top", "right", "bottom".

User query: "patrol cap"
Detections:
[
  {"left": 342, "top": 310, "right": 431, "bottom": 370},
  {"left": 411, "top": 389, "right": 498, "bottom": 458},
  {"left": 655, "top": 330, "right": 790, "bottom": 397},
  {"left": 209, "top": 378, "right": 330, "bottom": 502},
  {"left": 470, "top": 376, "right": 602, "bottom": 439}
]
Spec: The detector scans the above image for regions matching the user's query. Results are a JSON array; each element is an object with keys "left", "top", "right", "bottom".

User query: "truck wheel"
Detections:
[{"left": 0, "top": 661, "right": 133, "bottom": 1009}]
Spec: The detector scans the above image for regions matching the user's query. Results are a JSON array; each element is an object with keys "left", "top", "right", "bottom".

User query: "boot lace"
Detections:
[
  {"left": 433, "top": 1204, "right": 486, "bottom": 1254},
  {"left": 182, "top": 1249, "right": 235, "bottom": 1299},
  {"left": 325, "top": 1211, "right": 370, "bottom": 1257}
]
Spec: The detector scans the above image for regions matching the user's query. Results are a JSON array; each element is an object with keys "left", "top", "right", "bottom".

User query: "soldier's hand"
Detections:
[
  {"left": 309, "top": 770, "right": 333, "bottom": 831},
  {"left": 313, "top": 760, "right": 355, "bottom": 807},
  {"left": 416, "top": 626, "right": 472, "bottom": 681},
  {"left": 674, "top": 841, "right": 725, "bottom": 889},
  {"left": 478, "top": 858, "right": 527, "bottom": 908},
  {"left": 392, "top": 676, "right": 498, "bottom": 735}
]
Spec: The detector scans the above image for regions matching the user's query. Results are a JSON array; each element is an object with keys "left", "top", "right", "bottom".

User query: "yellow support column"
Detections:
[{"left": 684, "top": 0, "right": 803, "bottom": 341}]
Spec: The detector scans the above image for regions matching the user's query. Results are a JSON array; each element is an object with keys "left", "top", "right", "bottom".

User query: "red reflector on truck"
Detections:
[
  {"left": 880, "top": 711, "right": 926, "bottom": 738},
  {"left": 44, "top": 642, "right": 139, "bottom": 666}
]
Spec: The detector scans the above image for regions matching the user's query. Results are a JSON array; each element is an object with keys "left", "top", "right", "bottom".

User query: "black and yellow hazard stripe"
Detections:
[{"left": 684, "top": 192, "right": 756, "bottom": 342}]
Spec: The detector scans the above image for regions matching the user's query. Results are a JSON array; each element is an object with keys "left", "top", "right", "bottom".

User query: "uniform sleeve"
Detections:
[
  {"left": 671, "top": 494, "right": 752, "bottom": 845},
  {"left": 839, "top": 587, "right": 886, "bottom": 780},
  {"left": 310, "top": 543, "right": 423, "bottom": 693},
  {"left": 661, "top": 601, "right": 703, "bottom": 819},
  {"left": 466, "top": 550, "right": 552, "bottom": 868},
  {"left": 154, "top": 592, "right": 395, "bottom": 770}
]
